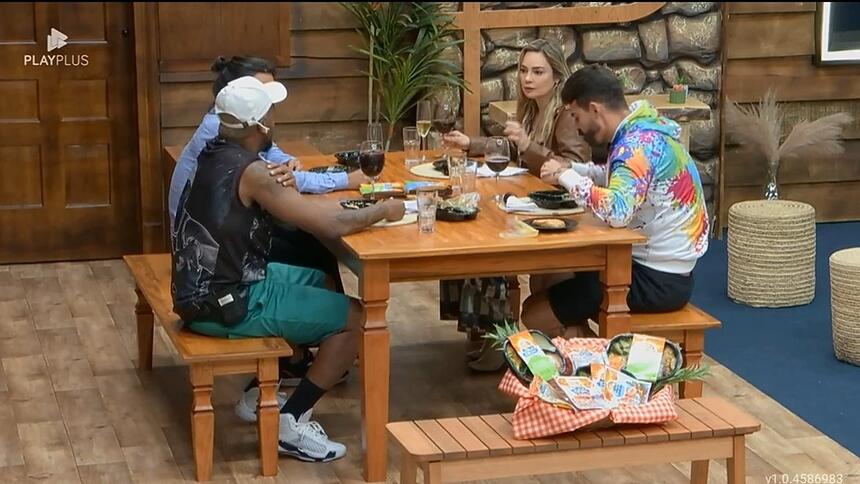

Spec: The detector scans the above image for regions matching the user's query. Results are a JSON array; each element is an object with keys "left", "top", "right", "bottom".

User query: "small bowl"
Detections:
[
  {"left": 502, "top": 330, "right": 571, "bottom": 385},
  {"left": 334, "top": 150, "right": 360, "bottom": 168},
  {"left": 528, "top": 190, "right": 577, "bottom": 210}
]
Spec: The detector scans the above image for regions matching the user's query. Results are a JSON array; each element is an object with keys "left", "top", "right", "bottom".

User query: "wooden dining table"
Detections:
[{"left": 300, "top": 151, "right": 646, "bottom": 482}]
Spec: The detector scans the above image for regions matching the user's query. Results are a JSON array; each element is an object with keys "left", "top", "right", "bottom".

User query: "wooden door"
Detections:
[{"left": 0, "top": 3, "right": 139, "bottom": 263}]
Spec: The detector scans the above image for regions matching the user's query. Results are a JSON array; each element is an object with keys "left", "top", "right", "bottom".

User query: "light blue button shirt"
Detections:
[{"left": 167, "top": 111, "right": 348, "bottom": 229}]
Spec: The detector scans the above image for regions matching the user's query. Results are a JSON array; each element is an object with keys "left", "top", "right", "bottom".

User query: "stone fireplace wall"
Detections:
[{"left": 437, "top": 2, "right": 721, "bottom": 211}]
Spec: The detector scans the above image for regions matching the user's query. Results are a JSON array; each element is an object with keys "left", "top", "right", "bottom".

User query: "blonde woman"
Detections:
[
  {"left": 440, "top": 39, "right": 591, "bottom": 371},
  {"left": 444, "top": 38, "right": 591, "bottom": 175}
]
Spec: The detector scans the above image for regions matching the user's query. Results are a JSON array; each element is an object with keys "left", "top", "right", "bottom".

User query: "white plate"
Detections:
[
  {"left": 496, "top": 200, "right": 584, "bottom": 216},
  {"left": 372, "top": 213, "right": 418, "bottom": 228},
  {"left": 409, "top": 162, "right": 449, "bottom": 180}
]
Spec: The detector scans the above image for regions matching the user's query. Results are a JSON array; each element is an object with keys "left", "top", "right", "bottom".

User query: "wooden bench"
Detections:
[
  {"left": 628, "top": 304, "right": 721, "bottom": 399},
  {"left": 388, "top": 397, "right": 760, "bottom": 484},
  {"left": 123, "top": 253, "right": 292, "bottom": 481}
]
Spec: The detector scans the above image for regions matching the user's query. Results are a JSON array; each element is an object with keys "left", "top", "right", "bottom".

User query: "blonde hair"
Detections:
[{"left": 515, "top": 39, "right": 571, "bottom": 146}]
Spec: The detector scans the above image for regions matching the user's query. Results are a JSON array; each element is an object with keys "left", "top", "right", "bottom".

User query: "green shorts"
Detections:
[{"left": 187, "top": 263, "right": 350, "bottom": 345}]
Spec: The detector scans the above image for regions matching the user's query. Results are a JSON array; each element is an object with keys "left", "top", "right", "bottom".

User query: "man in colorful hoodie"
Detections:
[{"left": 521, "top": 64, "right": 709, "bottom": 337}]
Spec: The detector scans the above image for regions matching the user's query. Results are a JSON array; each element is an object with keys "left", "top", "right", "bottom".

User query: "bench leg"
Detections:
[
  {"left": 727, "top": 435, "right": 746, "bottom": 484},
  {"left": 400, "top": 454, "right": 417, "bottom": 484},
  {"left": 691, "top": 460, "right": 710, "bottom": 484},
  {"left": 425, "top": 462, "right": 442, "bottom": 484},
  {"left": 680, "top": 332, "right": 705, "bottom": 398},
  {"left": 257, "top": 357, "right": 279, "bottom": 477},
  {"left": 134, "top": 287, "right": 154, "bottom": 371},
  {"left": 190, "top": 364, "right": 214, "bottom": 482}
]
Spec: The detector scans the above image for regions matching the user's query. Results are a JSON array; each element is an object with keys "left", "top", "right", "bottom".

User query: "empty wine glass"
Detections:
[
  {"left": 359, "top": 140, "right": 385, "bottom": 199},
  {"left": 367, "top": 122, "right": 384, "bottom": 145},
  {"left": 416, "top": 100, "right": 432, "bottom": 161},
  {"left": 484, "top": 136, "right": 510, "bottom": 203}
]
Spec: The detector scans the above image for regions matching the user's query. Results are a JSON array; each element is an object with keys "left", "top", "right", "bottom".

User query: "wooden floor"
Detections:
[{"left": 0, "top": 260, "right": 858, "bottom": 484}]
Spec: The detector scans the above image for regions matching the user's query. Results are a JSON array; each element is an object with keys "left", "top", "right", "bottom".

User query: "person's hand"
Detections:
[
  {"left": 346, "top": 169, "right": 366, "bottom": 189},
  {"left": 540, "top": 159, "right": 566, "bottom": 186},
  {"left": 442, "top": 130, "right": 470, "bottom": 151},
  {"left": 266, "top": 163, "right": 296, "bottom": 188},
  {"left": 503, "top": 121, "right": 530, "bottom": 151},
  {"left": 287, "top": 158, "right": 303, "bottom": 171},
  {"left": 381, "top": 199, "right": 406, "bottom": 221}
]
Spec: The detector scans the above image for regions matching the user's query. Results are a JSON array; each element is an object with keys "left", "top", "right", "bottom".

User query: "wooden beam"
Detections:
[{"left": 461, "top": 3, "right": 482, "bottom": 137}]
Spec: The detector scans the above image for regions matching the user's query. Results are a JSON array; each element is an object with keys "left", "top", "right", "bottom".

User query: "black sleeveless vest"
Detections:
[{"left": 171, "top": 137, "right": 272, "bottom": 324}]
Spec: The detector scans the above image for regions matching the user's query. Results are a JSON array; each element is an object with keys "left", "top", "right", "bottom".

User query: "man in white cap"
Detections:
[{"left": 171, "top": 76, "right": 405, "bottom": 462}]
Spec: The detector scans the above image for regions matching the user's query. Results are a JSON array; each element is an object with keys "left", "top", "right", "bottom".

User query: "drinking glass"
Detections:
[
  {"left": 462, "top": 157, "right": 478, "bottom": 194},
  {"left": 447, "top": 150, "right": 466, "bottom": 196},
  {"left": 416, "top": 188, "right": 437, "bottom": 234},
  {"left": 416, "top": 100, "right": 432, "bottom": 161},
  {"left": 358, "top": 140, "right": 385, "bottom": 199},
  {"left": 403, "top": 127, "right": 421, "bottom": 168},
  {"left": 484, "top": 136, "right": 510, "bottom": 202},
  {"left": 367, "top": 122, "right": 384, "bottom": 145}
]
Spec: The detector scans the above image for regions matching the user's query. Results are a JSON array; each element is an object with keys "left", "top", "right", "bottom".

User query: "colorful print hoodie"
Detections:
[{"left": 558, "top": 100, "right": 709, "bottom": 274}]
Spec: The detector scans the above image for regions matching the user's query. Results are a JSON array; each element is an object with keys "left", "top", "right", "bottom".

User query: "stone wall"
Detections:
[{"left": 437, "top": 2, "right": 722, "bottom": 211}]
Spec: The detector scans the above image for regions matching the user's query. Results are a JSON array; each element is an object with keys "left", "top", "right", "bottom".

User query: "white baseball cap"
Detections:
[{"left": 215, "top": 76, "right": 287, "bottom": 129}]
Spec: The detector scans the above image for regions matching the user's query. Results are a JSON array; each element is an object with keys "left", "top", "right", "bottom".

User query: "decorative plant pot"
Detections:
[{"left": 669, "top": 85, "right": 688, "bottom": 104}]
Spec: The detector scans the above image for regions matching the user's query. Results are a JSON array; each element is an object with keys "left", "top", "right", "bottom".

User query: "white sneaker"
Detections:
[
  {"left": 234, "top": 386, "right": 291, "bottom": 423},
  {"left": 278, "top": 413, "right": 346, "bottom": 462}
]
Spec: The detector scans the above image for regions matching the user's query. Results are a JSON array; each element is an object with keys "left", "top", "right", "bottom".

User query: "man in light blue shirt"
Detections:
[{"left": 168, "top": 109, "right": 358, "bottom": 229}]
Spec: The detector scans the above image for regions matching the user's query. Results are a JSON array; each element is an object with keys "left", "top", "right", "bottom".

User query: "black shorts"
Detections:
[{"left": 547, "top": 263, "right": 694, "bottom": 326}]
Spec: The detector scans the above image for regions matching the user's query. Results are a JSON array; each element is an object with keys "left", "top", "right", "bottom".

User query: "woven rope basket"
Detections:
[
  {"left": 831, "top": 247, "right": 860, "bottom": 366},
  {"left": 727, "top": 200, "right": 816, "bottom": 307}
]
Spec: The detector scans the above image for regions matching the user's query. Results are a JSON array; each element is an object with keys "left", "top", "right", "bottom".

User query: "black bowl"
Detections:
[
  {"left": 310, "top": 164, "right": 353, "bottom": 174},
  {"left": 436, "top": 206, "right": 479, "bottom": 221},
  {"left": 334, "top": 150, "right": 360, "bottom": 168},
  {"left": 528, "top": 190, "right": 577, "bottom": 210},
  {"left": 502, "top": 330, "right": 571, "bottom": 385}
]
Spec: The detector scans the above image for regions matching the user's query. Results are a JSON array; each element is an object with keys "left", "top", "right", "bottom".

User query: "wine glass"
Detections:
[
  {"left": 484, "top": 136, "right": 510, "bottom": 203},
  {"left": 359, "top": 140, "right": 385, "bottom": 199},
  {"left": 416, "top": 100, "right": 432, "bottom": 162},
  {"left": 432, "top": 99, "right": 456, "bottom": 161},
  {"left": 367, "top": 122, "right": 384, "bottom": 145}
]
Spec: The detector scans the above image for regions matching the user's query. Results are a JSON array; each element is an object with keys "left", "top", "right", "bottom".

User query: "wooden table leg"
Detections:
[
  {"left": 257, "top": 357, "right": 279, "bottom": 477},
  {"left": 680, "top": 331, "right": 705, "bottom": 398},
  {"left": 359, "top": 261, "right": 391, "bottom": 482},
  {"left": 190, "top": 363, "right": 214, "bottom": 482},
  {"left": 690, "top": 460, "right": 710, "bottom": 484},
  {"left": 134, "top": 287, "right": 154, "bottom": 370},
  {"left": 598, "top": 245, "right": 633, "bottom": 338}
]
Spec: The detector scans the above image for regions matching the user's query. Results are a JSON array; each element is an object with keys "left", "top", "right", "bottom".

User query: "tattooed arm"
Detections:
[{"left": 239, "top": 160, "right": 405, "bottom": 240}]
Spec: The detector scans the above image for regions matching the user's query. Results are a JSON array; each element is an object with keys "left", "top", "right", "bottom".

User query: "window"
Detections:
[{"left": 816, "top": 2, "right": 860, "bottom": 64}]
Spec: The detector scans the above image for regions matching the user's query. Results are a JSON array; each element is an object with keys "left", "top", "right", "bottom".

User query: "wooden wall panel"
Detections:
[
  {"left": 161, "top": 77, "right": 367, "bottom": 128},
  {"left": 724, "top": 56, "right": 860, "bottom": 103},
  {"left": 723, "top": 181, "right": 860, "bottom": 222},
  {"left": 727, "top": 3, "right": 816, "bottom": 14},
  {"left": 290, "top": 30, "right": 363, "bottom": 59},
  {"left": 725, "top": 12, "right": 813, "bottom": 59},
  {"left": 157, "top": 3, "right": 291, "bottom": 71},
  {"left": 162, "top": 120, "right": 366, "bottom": 156},
  {"left": 721, "top": 3, "right": 860, "bottom": 225},
  {"left": 724, "top": 141, "right": 860, "bottom": 186},
  {"left": 290, "top": 2, "right": 357, "bottom": 30}
]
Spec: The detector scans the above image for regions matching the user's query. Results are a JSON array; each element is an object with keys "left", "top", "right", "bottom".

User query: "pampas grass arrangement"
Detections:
[{"left": 725, "top": 88, "right": 853, "bottom": 200}]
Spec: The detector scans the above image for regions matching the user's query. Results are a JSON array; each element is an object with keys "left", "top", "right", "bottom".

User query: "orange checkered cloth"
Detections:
[{"left": 497, "top": 337, "right": 678, "bottom": 440}]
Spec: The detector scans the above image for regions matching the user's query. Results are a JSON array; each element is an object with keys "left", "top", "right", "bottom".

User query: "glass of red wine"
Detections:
[
  {"left": 432, "top": 99, "right": 456, "bottom": 161},
  {"left": 359, "top": 140, "right": 385, "bottom": 199},
  {"left": 484, "top": 136, "right": 510, "bottom": 203}
]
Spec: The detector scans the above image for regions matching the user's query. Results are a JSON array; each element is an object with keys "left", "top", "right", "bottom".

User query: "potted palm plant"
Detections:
[{"left": 342, "top": 2, "right": 467, "bottom": 152}]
